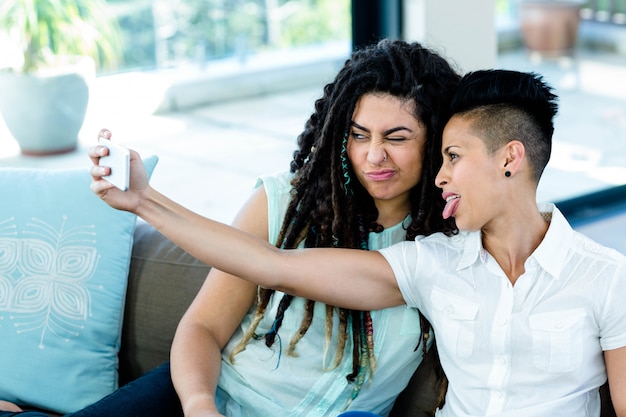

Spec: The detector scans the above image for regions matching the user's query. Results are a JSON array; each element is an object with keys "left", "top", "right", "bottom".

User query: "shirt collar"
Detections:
[
  {"left": 455, "top": 203, "right": 574, "bottom": 279},
  {"left": 458, "top": 231, "right": 482, "bottom": 270},
  {"left": 531, "top": 203, "right": 574, "bottom": 280}
]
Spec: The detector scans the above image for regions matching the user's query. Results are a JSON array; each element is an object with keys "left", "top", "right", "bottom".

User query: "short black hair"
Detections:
[{"left": 450, "top": 69, "right": 559, "bottom": 182}]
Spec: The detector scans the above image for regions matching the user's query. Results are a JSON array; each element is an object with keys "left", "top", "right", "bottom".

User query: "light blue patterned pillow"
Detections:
[{"left": 0, "top": 156, "right": 158, "bottom": 414}]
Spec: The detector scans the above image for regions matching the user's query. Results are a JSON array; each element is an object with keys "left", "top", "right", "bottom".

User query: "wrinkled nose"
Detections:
[{"left": 367, "top": 142, "right": 387, "bottom": 165}]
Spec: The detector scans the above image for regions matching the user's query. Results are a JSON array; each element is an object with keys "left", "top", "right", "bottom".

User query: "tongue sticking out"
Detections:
[{"left": 442, "top": 196, "right": 460, "bottom": 219}]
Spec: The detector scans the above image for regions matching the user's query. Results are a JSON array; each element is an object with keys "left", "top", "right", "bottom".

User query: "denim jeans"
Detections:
[{"left": 0, "top": 362, "right": 182, "bottom": 417}]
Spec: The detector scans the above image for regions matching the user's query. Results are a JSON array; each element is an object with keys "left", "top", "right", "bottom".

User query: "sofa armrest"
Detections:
[{"left": 118, "top": 221, "right": 211, "bottom": 384}]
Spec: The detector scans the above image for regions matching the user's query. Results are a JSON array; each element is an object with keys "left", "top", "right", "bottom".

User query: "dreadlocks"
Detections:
[{"left": 230, "top": 39, "right": 459, "bottom": 403}]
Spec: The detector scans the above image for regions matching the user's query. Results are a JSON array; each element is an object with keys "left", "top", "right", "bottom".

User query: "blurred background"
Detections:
[{"left": 0, "top": 0, "right": 624, "bottom": 250}]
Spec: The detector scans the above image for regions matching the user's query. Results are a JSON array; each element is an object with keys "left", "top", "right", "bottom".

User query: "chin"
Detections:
[
  {"left": 453, "top": 219, "right": 466, "bottom": 231},
  {"left": 368, "top": 190, "right": 396, "bottom": 200},
  {"left": 452, "top": 217, "right": 478, "bottom": 232}
]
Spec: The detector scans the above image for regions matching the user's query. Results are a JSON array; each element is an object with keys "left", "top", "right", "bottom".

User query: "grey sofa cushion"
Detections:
[{"left": 118, "top": 221, "right": 210, "bottom": 385}]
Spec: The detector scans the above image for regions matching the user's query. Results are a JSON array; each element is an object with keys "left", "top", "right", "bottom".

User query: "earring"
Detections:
[{"left": 505, "top": 171, "right": 511, "bottom": 177}]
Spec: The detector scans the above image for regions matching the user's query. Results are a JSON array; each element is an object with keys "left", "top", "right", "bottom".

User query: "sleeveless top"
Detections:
[{"left": 216, "top": 171, "right": 431, "bottom": 417}]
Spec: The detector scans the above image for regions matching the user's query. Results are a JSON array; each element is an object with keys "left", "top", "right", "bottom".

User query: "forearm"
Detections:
[
  {"left": 171, "top": 323, "right": 223, "bottom": 417},
  {"left": 134, "top": 186, "right": 403, "bottom": 311},
  {"left": 136, "top": 186, "right": 281, "bottom": 286},
  {"left": 611, "top": 386, "right": 626, "bottom": 417}
]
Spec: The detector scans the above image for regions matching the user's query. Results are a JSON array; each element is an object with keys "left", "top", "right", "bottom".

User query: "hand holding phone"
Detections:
[{"left": 99, "top": 137, "right": 130, "bottom": 191}]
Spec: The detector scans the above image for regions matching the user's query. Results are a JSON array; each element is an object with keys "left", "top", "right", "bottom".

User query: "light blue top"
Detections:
[{"left": 216, "top": 171, "right": 431, "bottom": 417}]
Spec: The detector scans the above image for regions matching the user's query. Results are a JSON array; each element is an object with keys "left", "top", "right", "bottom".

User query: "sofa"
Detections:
[
  {"left": 25, "top": 221, "right": 206, "bottom": 417},
  {"left": 35, "top": 220, "right": 616, "bottom": 417}
]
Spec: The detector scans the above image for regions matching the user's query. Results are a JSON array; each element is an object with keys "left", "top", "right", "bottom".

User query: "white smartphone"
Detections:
[{"left": 99, "top": 137, "right": 130, "bottom": 191}]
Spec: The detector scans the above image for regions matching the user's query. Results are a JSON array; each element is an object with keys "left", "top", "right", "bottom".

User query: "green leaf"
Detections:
[{"left": 0, "top": 0, "right": 122, "bottom": 72}]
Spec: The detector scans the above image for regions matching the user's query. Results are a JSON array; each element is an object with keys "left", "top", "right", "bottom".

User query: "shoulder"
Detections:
[
  {"left": 255, "top": 171, "right": 295, "bottom": 245},
  {"left": 563, "top": 231, "right": 626, "bottom": 307},
  {"left": 382, "top": 231, "right": 469, "bottom": 257},
  {"left": 570, "top": 230, "right": 625, "bottom": 268},
  {"left": 256, "top": 171, "right": 294, "bottom": 196},
  {"left": 380, "top": 231, "right": 470, "bottom": 274},
  {"left": 416, "top": 230, "right": 470, "bottom": 252}
]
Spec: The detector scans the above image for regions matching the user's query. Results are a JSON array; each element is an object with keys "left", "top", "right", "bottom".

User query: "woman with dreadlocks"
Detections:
[
  {"left": 165, "top": 39, "right": 460, "bottom": 417},
  {"left": 0, "top": 39, "right": 459, "bottom": 417}
]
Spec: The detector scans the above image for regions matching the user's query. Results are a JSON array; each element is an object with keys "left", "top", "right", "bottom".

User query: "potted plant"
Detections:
[
  {"left": 518, "top": 0, "right": 586, "bottom": 59},
  {"left": 0, "top": 0, "right": 121, "bottom": 156}
]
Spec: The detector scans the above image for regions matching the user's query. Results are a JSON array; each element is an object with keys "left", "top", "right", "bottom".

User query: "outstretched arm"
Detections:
[{"left": 89, "top": 130, "right": 405, "bottom": 311}]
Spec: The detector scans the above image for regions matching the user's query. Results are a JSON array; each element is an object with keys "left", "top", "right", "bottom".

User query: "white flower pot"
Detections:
[{"left": 0, "top": 57, "right": 95, "bottom": 156}]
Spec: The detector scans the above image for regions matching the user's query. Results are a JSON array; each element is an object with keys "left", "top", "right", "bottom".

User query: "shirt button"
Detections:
[
  {"left": 494, "top": 391, "right": 504, "bottom": 399},
  {"left": 555, "top": 321, "right": 564, "bottom": 329},
  {"left": 445, "top": 305, "right": 454, "bottom": 314},
  {"left": 497, "top": 317, "right": 508, "bottom": 326},
  {"left": 497, "top": 356, "right": 507, "bottom": 366}
]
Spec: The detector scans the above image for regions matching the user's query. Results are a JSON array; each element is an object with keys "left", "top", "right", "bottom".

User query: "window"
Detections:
[{"left": 107, "top": 0, "right": 351, "bottom": 73}]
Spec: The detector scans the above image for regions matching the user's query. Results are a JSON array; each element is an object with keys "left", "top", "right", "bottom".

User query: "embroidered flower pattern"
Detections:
[{"left": 0, "top": 216, "right": 99, "bottom": 348}]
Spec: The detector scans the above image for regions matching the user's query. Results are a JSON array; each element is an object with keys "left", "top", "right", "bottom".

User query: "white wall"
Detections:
[{"left": 403, "top": 0, "right": 497, "bottom": 73}]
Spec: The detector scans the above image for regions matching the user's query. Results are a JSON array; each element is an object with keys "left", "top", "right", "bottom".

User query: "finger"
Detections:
[
  {"left": 89, "top": 164, "right": 111, "bottom": 179},
  {"left": 128, "top": 148, "right": 141, "bottom": 161},
  {"left": 99, "top": 128, "right": 112, "bottom": 140},
  {"left": 90, "top": 178, "right": 116, "bottom": 195},
  {"left": 88, "top": 144, "right": 109, "bottom": 165}
]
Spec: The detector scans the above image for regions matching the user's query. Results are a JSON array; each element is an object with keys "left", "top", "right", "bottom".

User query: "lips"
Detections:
[
  {"left": 441, "top": 191, "right": 460, "bottom": 219},
  {"left": 365, "top": 169, "right": 395, "bottom": 181}
]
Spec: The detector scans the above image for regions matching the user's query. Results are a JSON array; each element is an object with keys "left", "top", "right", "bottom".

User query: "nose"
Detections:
[
  {"left": 435, "top": 164, "right": 447, "bottom": 189},
  {"left": 367, "top": 141, "right": 387, "bottom": 165}
]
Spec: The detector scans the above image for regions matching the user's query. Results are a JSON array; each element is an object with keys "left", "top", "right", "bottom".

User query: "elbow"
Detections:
[
  {"left": 255, "top": 248, "right": 298, "bottom": 291},
  {"left": 272, "top": 283, "right": 300, "bottom": 297}
]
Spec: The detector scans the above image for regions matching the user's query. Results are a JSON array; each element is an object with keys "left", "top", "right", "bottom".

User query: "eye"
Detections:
[
  {"left": 351, "top": 132, "right": 367, "bottom": 140},
  {"left": 448, "top": 152, "right": 458, "bottom": 162},
  {"left": 386, "top": 136, "right": 407, "bottom": 142}
]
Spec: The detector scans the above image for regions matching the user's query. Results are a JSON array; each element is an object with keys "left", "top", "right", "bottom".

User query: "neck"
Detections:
[
  {"left": 481, "top": 207, "right": 550, "bottom": 285},
  {"left": 375, "top": 199, "right": 411, "bottom": 229}
]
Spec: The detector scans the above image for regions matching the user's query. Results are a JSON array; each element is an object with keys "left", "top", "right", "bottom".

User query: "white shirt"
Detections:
[{"left": 379, "top": 204, "right": 626, "bottom": 417}]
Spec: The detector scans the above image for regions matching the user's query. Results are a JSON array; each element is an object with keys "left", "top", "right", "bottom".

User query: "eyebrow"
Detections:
[{"left": 351, "top": 121, "right": 413, "bottom": 135}]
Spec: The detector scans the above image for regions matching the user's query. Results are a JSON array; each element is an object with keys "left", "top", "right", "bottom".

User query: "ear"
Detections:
[{"left": 502, "top": 140, "right": 525, "bottom": 177}]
